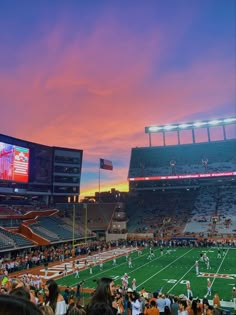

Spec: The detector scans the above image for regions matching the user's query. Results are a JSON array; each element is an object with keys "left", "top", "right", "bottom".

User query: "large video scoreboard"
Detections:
[
  {"left": 0, "top": 142, "right": 29, "bottom": 183},
  {"left": 0, "top": 134, "right": 83, "bottom": 200}
]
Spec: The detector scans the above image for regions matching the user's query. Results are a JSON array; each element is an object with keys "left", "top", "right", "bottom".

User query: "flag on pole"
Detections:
[{"left": 100, "top": 158, "right": 113, "bottom": 171}]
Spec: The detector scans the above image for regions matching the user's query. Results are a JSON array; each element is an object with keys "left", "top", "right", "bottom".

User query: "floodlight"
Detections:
[
  {"left": 178, "top": 123, "right": 192, "bottom": 129},
  {"left": 193, "top": 121, "right": 206, "bottom": 127},
  {"left": 164, "top": 125, "right": 176, "bottom": 131},
  {"left": 209, "top": 119, "right": 221, "bottom": 125},
  {"left": 223, "top": 118, "right": 236, "bottom": 123},
  {"left": 149, "top": 126, "right": 162, "bottom": 132}
]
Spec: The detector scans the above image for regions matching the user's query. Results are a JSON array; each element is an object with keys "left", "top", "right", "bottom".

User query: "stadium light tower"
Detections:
[{"left": 144, "top": 117, "right": 236, "bottom": 147}]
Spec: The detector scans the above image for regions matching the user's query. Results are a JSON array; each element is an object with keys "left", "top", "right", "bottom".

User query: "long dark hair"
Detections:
[
  {"left": 0, "top": 294, "right": 42, "bottom": 315},
  {"left": 86, "top": 302, "right": 114, "bottom": 315},
  {"left": 89, "top": 277, "right": 114, "bottom": 305},
  {"left": 45, "top": 279, "right": 60, "bottom": 312}
]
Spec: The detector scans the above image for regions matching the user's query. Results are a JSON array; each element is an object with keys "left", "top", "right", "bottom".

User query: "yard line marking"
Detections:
[
  {"left": 137, "top": 249, "right": 194, "bottom": 288},
  {"left": 168, "top": 249, "right": 230, "bottom": 295},
  {"left": 167, "top": 264, "right": 194, "bottom": 293},
  {"left": 211, "top": 248, "right": 229, "bottom": 288},
  {"left": 167, "top": 248, "right": 213, "bottom": 292}
]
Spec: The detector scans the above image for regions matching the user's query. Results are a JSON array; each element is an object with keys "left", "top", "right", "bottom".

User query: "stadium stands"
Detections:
[
  {"left": 129, "top": 139, "right": 236, "bottom": 178},
  {"left": 0, "top": 228, "right": 34, "bottom": 248},
  {"left": 30, "top": 217, "right": 82, "bottom": 241}
]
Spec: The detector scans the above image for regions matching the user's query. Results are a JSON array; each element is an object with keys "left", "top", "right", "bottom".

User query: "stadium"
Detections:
[{"left": 0, "top": 117, "right": 236, "bottom": 313}]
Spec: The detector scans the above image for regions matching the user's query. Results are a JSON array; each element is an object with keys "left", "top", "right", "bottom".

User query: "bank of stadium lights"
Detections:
[{"left": 145, "top": 117, "right": 236, "bottom": 133}]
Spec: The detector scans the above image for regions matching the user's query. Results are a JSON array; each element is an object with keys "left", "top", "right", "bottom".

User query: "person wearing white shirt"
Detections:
[
  {"left": 45, "top": 279, "right": 67, "bottom": 315},
  {"left": 130, "top": 292, "right": 142, "bottom": 315}
]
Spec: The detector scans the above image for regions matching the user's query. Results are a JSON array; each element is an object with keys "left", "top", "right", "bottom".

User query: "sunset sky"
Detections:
[{"left": 0, "top": 1, "right": 235, "bottom": 197}]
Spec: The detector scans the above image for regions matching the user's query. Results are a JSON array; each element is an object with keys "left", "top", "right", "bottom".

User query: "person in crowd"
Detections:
[
  {"left": 66, "top": 303, "right": 86, "bottom": 315},
  {"left": 232, "top": 287, "right": 236, "bottom": 311},
  {"left": 115, "top": 290, "right": 125, "bottom": 314},
  {"left": 124, "top": 288, "right": 133, "bottom": 315},
  {"left": 186, "top": 299, "right": 194, "bottom": 315},
  {"left": 9, "top": 286, "right": 31, "bottom": 300},
  {"left": 87, "top": 302, "right": 115, "bottom": 315},
  {"left": 212, "top": 293, "right": 221, "bottom": 308},
  {"left": 202, "top": 299, "right": 210, "bottom": 315},
  {"left": 86, "top": 277, "right": 118, "bottom": 315},
  {"left": 129, "top": 291, "right": 142, "bottom": 315},
  {"left": 195, "top": 299, "right": 203, "bottom": 315},
  {"left": 178, "top": 299, "right": 188, "bottom": 315},
  {"left": 45, "top": 279, "right": 67, "bottom": 315},
  {"left": 156, "top": 293, "right": 166, "bottom": 315},
  {"left": 76, "top": 280, "right": 85, "bottom": 302},
  {"left": 171, "top": 297, "right": 179, "bottom": 315},
  {"left": 38, "top": 305, "right": 55, "bottom": 315},
  {"left": 164, "top": 294, "right": 171, "bottom": 311},
  {"left": 164, "top": 305, "right": 171, "bottom": 315},
  {"left": 0, "top": 294, "right": 43, "bottom": 315},
  {"left": 212, "top": 304, "right": 221, "bottom": 315},
  {"left": 144, "top": 300, "right": 160, "bottom": 315},
  {"left": 63, "top": 286, "right": 71, "bottom": 304}
]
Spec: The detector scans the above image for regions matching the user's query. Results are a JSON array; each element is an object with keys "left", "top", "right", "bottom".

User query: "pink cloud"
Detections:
[{"left": 0, "top": 15, "right": 235, "bottom": 193}]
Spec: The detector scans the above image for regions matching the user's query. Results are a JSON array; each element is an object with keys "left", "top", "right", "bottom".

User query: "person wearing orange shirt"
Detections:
[
  {"left": 213, "top": 294, "right": 221, "bottom": 308},
  {"left": 144, "top": 300, "right": 160, "bottom": 315}
]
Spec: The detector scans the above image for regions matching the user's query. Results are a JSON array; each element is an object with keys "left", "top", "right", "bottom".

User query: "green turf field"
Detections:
[{"left": 56, "top": 247, "right": 236, "bottom": 302}]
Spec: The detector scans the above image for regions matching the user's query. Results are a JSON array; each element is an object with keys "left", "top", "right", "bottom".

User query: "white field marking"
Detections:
[
  {"left": 137, "top": 249, "right": 194, "bottom": 289},
  {"left": 48, "top": 247, "right": 137, "bottom": 279},
  {"left": 113, "top": 276, "right": 120, "bottom": 280},
  {"left": 166, "top": 247, "right": 216, "bottom": 291},
  {"left": 210, "top": 248, "right": 229, "bottom": 288},
  {"left": 167, "top": 263, "right": 195, "bottom": 293},
  {"left": 68, "top": 246, "right": 171, "bottom": 288}
]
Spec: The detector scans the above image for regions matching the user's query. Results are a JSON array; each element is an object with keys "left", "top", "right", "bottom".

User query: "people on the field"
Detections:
[
  {"left": 121, "top": 273, "right": 129, "bottom": 290},
  {"left": 75, "top": 265, "right": 80, "bottom": 278},
  {"left": 206, "top": 278, "right": 212, "bottom": 297},
  {"left": 132, "top": 278, "right": 137, "bottom": 291},
  {"left": 186, "top": 281, "right": 193, "bottom": 299},
  {"left": 128, "top": 257, "right": 133, "bottom": 268},
  {"left": 195, "top": 261, "right": 199, "bottom": 275}
]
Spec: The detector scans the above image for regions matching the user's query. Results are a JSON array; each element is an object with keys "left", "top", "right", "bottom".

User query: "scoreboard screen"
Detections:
[{"left": 0, "top": 141, "right": 29, "bottom": 183}]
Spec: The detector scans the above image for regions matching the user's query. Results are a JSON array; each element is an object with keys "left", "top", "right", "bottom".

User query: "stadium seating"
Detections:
[
  {"left": 129, "top": 140, "right": 236, "bottom": 178},
  {"left": 0, "top": 228, "right": 34, "bottom": 248},
  {"left": 30, "top": 217, "right": 82, "bottom": 241}
]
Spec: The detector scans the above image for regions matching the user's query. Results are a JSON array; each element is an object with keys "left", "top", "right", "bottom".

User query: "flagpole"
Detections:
[{"left": 98, "top": 160, "right": 101, "bottom": 203}]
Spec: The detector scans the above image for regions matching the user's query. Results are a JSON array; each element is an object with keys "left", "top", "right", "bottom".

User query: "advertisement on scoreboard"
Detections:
[{"left": 0, "top": 141, "right": 29, "bottom": 183}]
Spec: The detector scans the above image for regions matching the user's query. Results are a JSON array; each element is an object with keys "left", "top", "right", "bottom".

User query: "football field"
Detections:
[{"left": 56, "top": 247, "right": 236, "bottom": 302}]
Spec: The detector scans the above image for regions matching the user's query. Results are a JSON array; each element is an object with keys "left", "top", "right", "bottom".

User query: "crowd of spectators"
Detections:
[{"left": 1, "top": 267, "right": 234, "bottom": 315}]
